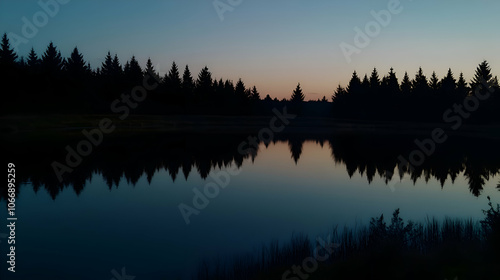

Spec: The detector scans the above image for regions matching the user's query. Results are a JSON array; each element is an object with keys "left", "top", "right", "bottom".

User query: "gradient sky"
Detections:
[{"left": 1, "top": 0, "right": 500, "bottom": 100}]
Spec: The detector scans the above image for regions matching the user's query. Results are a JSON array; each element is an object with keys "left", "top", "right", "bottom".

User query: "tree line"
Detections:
[
  {"left": 332, "top": 62, "right": 500, "bottom": 122},
  {"left": 1, "top": 33, "right": 499, "bottom": 122}
]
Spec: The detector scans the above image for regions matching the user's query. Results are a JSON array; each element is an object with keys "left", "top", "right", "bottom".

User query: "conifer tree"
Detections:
[{"left": 291, "top": 83, "right": 305, "bottom": 102}]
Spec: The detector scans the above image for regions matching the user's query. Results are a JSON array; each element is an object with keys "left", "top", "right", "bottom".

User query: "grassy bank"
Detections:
[{"left": 196, "top": 198, "right": 500, "bottom": 280}]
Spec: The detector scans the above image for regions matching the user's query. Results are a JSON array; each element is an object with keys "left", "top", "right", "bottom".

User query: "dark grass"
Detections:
[{"left": 195, "top": 198, "right": 500, "bottom": 280}]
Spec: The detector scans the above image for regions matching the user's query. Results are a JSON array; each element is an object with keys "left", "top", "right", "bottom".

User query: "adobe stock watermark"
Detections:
[
  {"left": 178, "top": 107, "right": 296, "bottom": 225},
  {"left": 213, "top": 0, "right": 243, "bottom": 21},
  {"left": 111, "top": 267, "right": 135, "bottom": 280},
  {"left": 8, "top": 0, "right": 70, "bottom": 53},
  {"left": 282, "top": 235, "right": 340, "bottom": 280},
  {"left": 51, "top": 70, "right": 159, "bottom": 183},
  {"left": 387, "top": 78, "right": 495, "bottom": 192},
  {"left": 340, "top": 0, "right": 411, "bottom": 63}
]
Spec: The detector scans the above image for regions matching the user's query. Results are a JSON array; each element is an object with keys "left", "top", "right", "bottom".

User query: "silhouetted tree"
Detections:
[
  {"left": 250, "top": 86, "right": 260, "bottom": 101},
  {"left": 429, "top": 71, "right": 440, "bottom": 93},
  {"left": 27, "top": 47, "right": 40, "bottom": 69},
  {"left": 440, "top": 68, "right": 456, "bottom": 97},
  {"left": 234, "top": 78, "right": 249, "bottom": 102},
  {"left": 182, "top": 65, "right": 195, "bottom": 102},
  {"left": 471, "top": 60, "right": 493, "bottom": 89},
  {"left": 196, "top": 66, "right": 213, "bottom": 101},
  {"left": 124, "top": 55, "right": 143, "bottom": 86},
  {"left": 347, "top": 71, "right": 362, "bottom": 95},
  {"left": 386, "top": 68, "right": 400, "bottom": 95},
  {"left": 412, "top": 67, "right": 429, "bottom": 97},
  {"left": 370, "top": 68, "right": 381, "bottom": 94},
  {"left": 41, "top": 42, "right": 64, "bottom": 75},
  {"left": 0, "top": 33, "right": 17, "bottom": 69},
  {"left": 291, "top": 83, "right": 305, "bottom": 102},
  {"left": 401, "top": 72, "right": 412, "bottom": 95},
  {"left": 65, "top": 47, "right": 88, "bottom": 78},
  {"left": 457, "top": 72, "right": 469, "bottom": 99}
]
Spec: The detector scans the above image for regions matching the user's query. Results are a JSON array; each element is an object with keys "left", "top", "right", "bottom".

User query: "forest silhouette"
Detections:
[{"left": 2, "top": 34, "right": 500, "bottom": 122}]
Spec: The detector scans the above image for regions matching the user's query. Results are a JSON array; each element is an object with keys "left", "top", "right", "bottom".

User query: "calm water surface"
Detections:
[{"left": 1, "top": 135, "right": 499, "bottom": 279}]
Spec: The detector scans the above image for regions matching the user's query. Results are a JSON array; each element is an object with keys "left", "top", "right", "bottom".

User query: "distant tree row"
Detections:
[
  {"left": 2, "top": 33, "right": 500, "bottom": 122},
  {"left": 0, "top": 34, "right": 291, "bottom": 115},
  {"left": 332, "top": 62, "right": 500, "bottom": 122}
]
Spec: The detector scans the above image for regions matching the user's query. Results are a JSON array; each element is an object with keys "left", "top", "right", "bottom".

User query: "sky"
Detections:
[{"left": 1, "top": 0, "right": 500, "bottom": 100}]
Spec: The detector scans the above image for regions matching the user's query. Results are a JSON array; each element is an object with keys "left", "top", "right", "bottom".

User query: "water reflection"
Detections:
[{"left": 2, "top": 132, "right": 499, "bottom": 201}]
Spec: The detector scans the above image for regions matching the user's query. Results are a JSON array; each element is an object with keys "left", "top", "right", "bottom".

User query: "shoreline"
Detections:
[{"left": 2, "top": 114, "right": 500, "bottom": 139}]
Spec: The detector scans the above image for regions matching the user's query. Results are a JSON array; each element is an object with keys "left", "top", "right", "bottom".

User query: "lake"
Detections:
[{"left": 1, "top": 131, "right": 499, "bottom": 279}]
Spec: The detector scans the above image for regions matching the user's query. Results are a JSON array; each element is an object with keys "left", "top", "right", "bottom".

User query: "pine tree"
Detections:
[
  {"left": 124, "top": 55, "right": 143, "bottom": 85},
  {"left": 250, "top": 86, "right": 260, "bottom": 101},
  {"left": 440, "top": 68, "right": 456, "bottom": 96},
  {"left": 457, "top": 72, "right": 469, "bottom": 99},
  {"left": 387, "top": 68, "right": 400, "bottom": 95},
  {"left": 370, "top": 68, "right": 380, "bottom": 90},
  {"left": 27, "top": 47, "right": 40, "bottom": 69},
  {"left": 144, "top": 58, "right": 159, "bottom": 82},
  {"left": 0, "top": 33, "right": 18, "bottom": 69},
  {"left": 401, "top": 72, "right": 412, "bottom": 95},
  {"left": 66, "top": 47, "right": 88, "bottom": 78},
  {"left": 100, "top": 52, "right": 113, "bottom": 77},
  {"left": 471, "top": 60, "right": 493, "bottom": 90},
  {"left": 429, "top": 71, "right": 440, "bottom": 93},
  {"left": 347, "top": 71, "right": 362, "bottom": 95},
  {"left": 412, "top": 67, "right": 429, "bottom": 96},
  {"left": 182, "top": 65, "right": 194, "bottom": 91},
  {"left": 291, "top": 83, "right": 305, "bottom": 102},
  {"left": 361, "top": 74, "right": 370, "bottom": 93},
  {"left": 165, "top": 61, "right": 181, "bottom": 94},
  {"left": 234, "top": 78, "right": 247, "bottom": 100},
  {"left": 196, "top": 66, "right": 213, "bottom": 97},
  {"left": 41, "top": 42, "right": 64, "bottom": 74},
  {"left": 112, "top": 54, "right": 122, "bottom": 77}
]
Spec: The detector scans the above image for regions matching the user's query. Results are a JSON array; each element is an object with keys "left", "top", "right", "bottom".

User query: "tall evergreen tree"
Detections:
[
  {"left": 347, "top": 71, "right": 362, "bottom": 95},
  {"left": 111, "top": 54, "right": 122, "bottom": 77},
  {"left": 457, "top": 72, "right": 469, "bottom": 99},
  {"left": 291, "top": 83, "right": 305, "bottom": 102},
  {"left": 27, "top": 47, "right": 40, "bottom": 69},
  {"left": 234, "top": 78, "right": 247, "bottom": 100},
  {"left": 471, "top": 60, "right": 493, "bottom": 89},
  {"left": 144, "top": 58, "right": 159, "bottom": 81},
  {"left": 100, "top": 52, "right": 114, "bottom": 77},
  {"left": 361, "top": 74, "right": 370, "bottom": 93},
  {"left": 401, "top": 72, "right": 412, "bottom": 95},
  {"left": 386, "top": 68, "right": 400, "bottom": 95},
  {"left": 250, "top": 86, "right": 260, "bottom": 101},
  {"left": 412, "top": 67, "right": 429, "bottom": 96},
  {"left": 369, "top": 68, "right": 381, "bottom": 90},
  {"left": 0, "top": 33, "right": 18, "bottom": 69},
  {"left": 440, "top": 68, "right": 456, "bottom": 96},
  {"left": 165, "top": 61, "right": 181, "bottom": 95},
  {"left": 196, "top": 66, "right": 213, "bottom": 98},
  {"left": 124, "top": 55, "right": 143, "bottom": 85},
  {"left": 182, "top": 65, "right": 195, "bottom": 100},
  {"left": 41, "top": 42, "right": 64, "bottom": 75},
  {"left": 66, "top": 47, "right": 88, "bottom": 78},
  {"left": 429, "top": 71, "right": 440, "bottom": 93},
  {"left": 332, "top": 84, "right": 347, "bottom": 101}
]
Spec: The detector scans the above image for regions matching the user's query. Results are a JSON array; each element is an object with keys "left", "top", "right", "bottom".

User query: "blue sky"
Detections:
[{"left": 1, "top": 0, "right": 500, "bottom": 99}]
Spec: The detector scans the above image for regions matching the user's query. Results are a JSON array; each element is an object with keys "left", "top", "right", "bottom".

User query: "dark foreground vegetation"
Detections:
[
  {"left": 197, "top": 199, "right": 500, "bottom": 280},
  {"left": 1, "top": 34, "right": 500, "bottom": 123}
]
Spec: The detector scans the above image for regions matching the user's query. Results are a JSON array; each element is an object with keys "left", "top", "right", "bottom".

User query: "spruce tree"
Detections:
[
  {"left": 0, "top": 33, "right": 18, "bottom": 69},
  {"left": 41, "top": 42, "right": 64, "bottom": 75},
  {"left": 401, "top": 72, "right": 412, "bottom": 95},
  {"left": 291, "top": 83, "right": 305, "bottom": 102}
]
